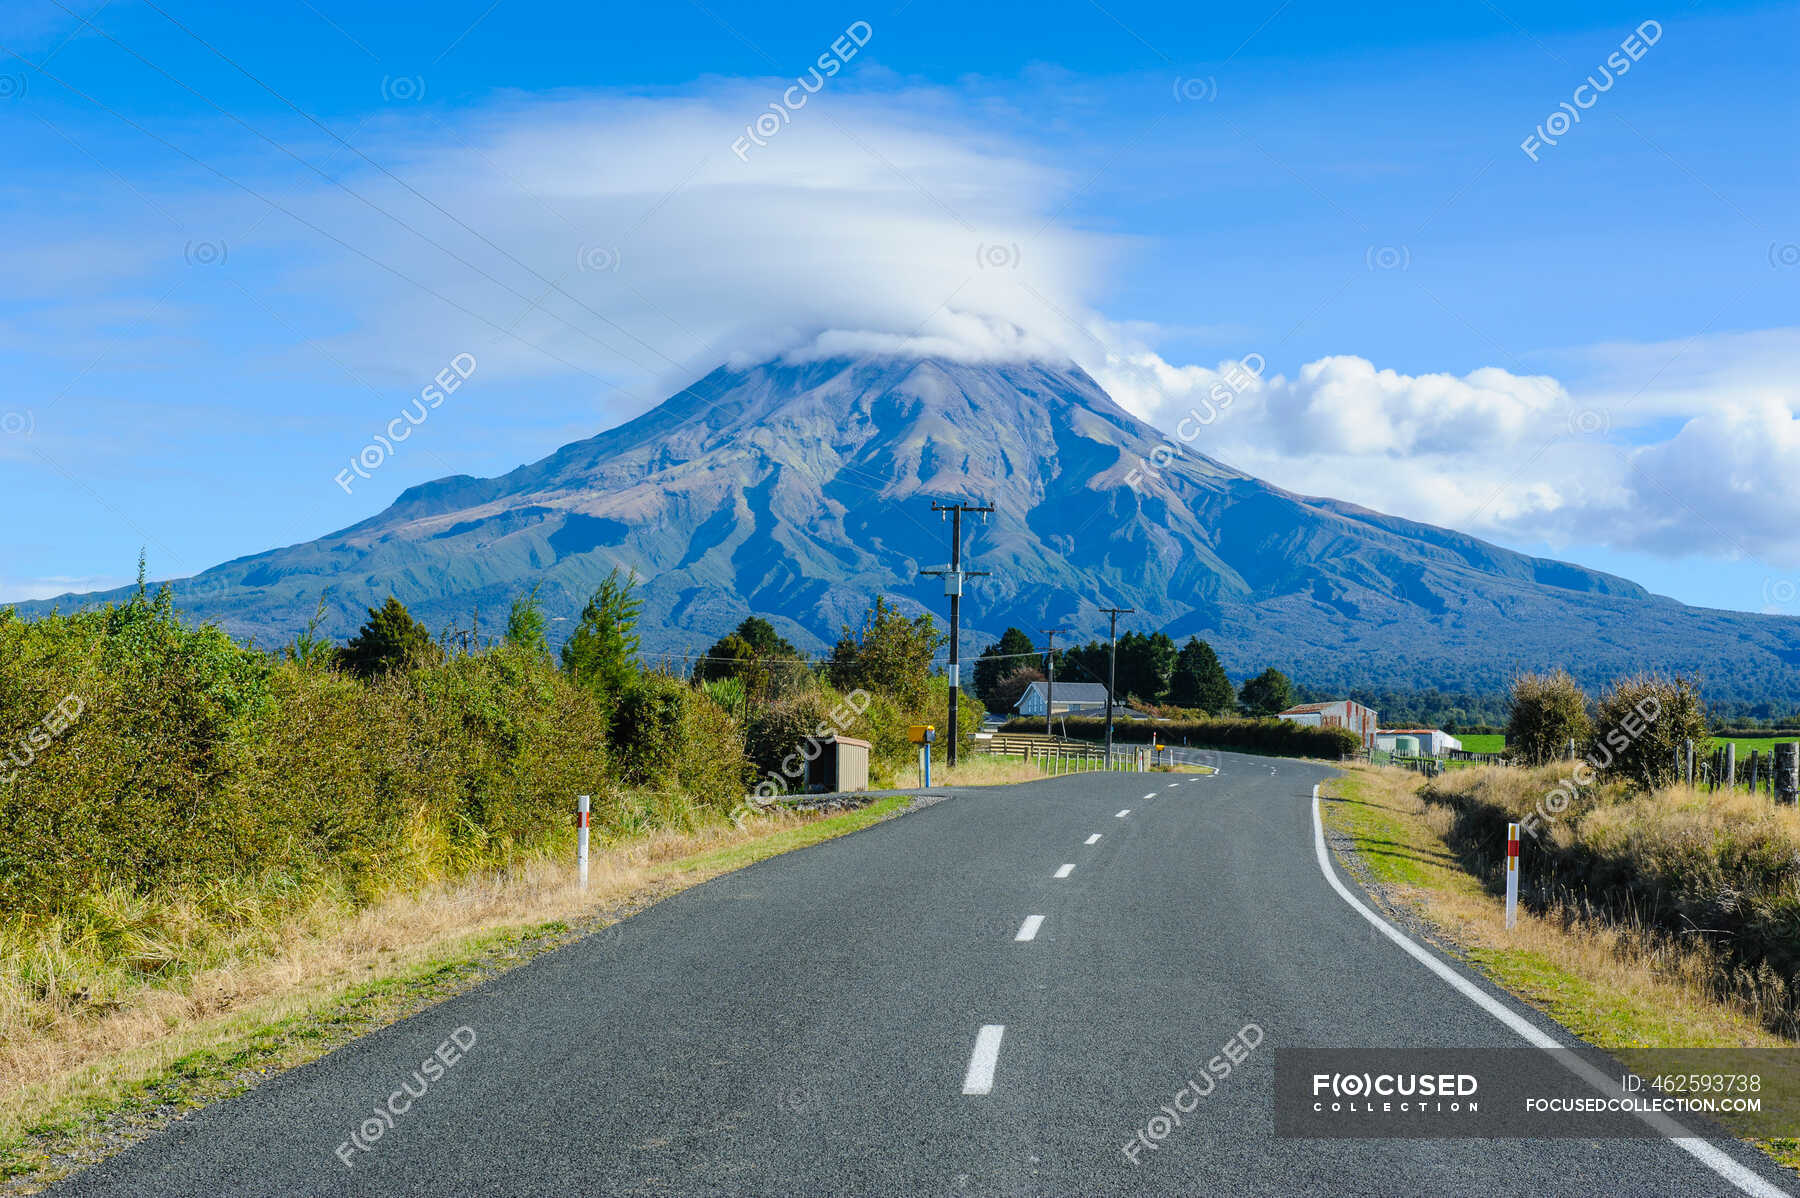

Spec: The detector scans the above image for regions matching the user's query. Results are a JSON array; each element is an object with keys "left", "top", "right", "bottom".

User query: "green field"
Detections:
[
  {"left": 1451, "top": 733, "right": 1800, "bottom": 758},
  {"left": 1715, "top": 736, "right": 1800, "bottom": 756}
]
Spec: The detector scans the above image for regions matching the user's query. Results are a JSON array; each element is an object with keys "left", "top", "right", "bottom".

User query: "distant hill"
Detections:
[{"left": 19, "top": 354, "right": 1800, "bottom": 707}]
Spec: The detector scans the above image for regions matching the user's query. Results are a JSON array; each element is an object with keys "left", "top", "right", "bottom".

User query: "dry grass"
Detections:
[
  {"left": 930, "top": 755, "right": 1048, "bottom": 787},
  {"left": 1323, "top": 765, "right": 1799, "bottom": 1173},
  {"left": 1422, "top": 763, "right": 1800, "bottom": 1033},
  {"left": 1330, "top": 767, "right": 1774, "bottom": 1047},
  {"left": 0, "top": 800, "right": 903, "bottom": 1178}
]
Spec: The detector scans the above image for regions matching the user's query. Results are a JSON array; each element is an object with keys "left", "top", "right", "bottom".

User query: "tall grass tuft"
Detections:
[{"left": 1424, "top": 765, "right": 1800, "bottom": 1034}]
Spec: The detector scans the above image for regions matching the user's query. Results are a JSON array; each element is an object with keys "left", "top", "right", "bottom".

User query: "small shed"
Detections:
[{"left": 804, "top": 735, "right": 871, "bottom": 794}]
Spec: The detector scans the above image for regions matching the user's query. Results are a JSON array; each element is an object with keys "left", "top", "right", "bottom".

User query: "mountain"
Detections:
[{"left": 20, "top": 355, "right": 1800, "bottom": 706}]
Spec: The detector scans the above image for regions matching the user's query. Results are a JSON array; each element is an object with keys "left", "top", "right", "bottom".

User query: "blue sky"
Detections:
[{"left": 1, "top": 0, "right": 1796, "bottom": 613}]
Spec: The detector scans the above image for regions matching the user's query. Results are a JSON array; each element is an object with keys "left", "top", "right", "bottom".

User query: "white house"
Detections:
[
  {"left": 1276, "top": 700, "right": 1379, "bottom": 749},
  {"left": 1374, "top": 728, "right": 1464, "bottom": 756},
  {"left": 1014, "top": 681, "right": 1111, "bottom": 717}
]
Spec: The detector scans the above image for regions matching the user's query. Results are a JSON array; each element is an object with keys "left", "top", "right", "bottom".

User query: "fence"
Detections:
[
  {"left": 979, "top": 732, "right": 1154, "bottom": 774},
  {"left": 1692, "top": 740, "right": 1800, "bottom": 803}
]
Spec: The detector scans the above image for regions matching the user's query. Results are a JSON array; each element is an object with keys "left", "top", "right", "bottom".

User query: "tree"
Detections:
[
  {"left": 991, "top": 667, "right": 1045, "bottom": 714},
  {"left": 972, "top": 627, "right": 1038, "bottom": 705},
  {"left": 1506, "top": 669, "right": 1591, "bottom": 766},
  {"left": 826, "top": 596, "right": 943, "bottom": 710},
  {"left": 693, "top": 616, "right": 805, "bottom": 696},
  {"left": 1239, "top": 667, "right": 1292, "bottom": 717},
  {"left": 1586, "top": 674, "right": 1707, "bottom": 790},
  {"left": 733, "top": 616, "right": 797, "bottom": 660},
  {"left": 561, "top": 568, "right": 642, "bottom": 702},
  {"left": 1060, "top": 639, "right": 1110, "bottom": 692},
  {"left": 1114, "top": 631, "right": 1177, "bottom": 705},
  {"left": 340, "top": 596, "right": 439, "bottom": 678},
  {"left": 505, "top": 586, "right": 549, "bottom": 658},
  {"left": 1169, "top": 637, "right": 1234, "bottom": 714}
]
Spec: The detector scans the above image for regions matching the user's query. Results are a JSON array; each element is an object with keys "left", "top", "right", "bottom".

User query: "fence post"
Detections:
[
  {"left": 1749, "top": 750, "right": 1759, "bottom": 794},
  {"left": 1684, "top": 739, "right": 1694, "bottom": 787},
  {"left": 576, "top": 794, "right": 591, "bottom": 889},
  {"left": 1724, "top": 743, "right": 1736, "bottom": 790},
  {"left": 1776, "top": 743, "right": 1799, "bottom": 806},
  {"left": 1504, "top": 822, "right": 1520, "bottom": 930}
]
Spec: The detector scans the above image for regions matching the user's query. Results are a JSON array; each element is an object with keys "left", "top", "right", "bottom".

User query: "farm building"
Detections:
[
  {"left": 1276, "top": 700, "right": 1379, "bottom": 749},
  {"left": 1375, "top": 728, "right": 1463, "bottom": 756},
  {"left": 1014, "top": 681, "right": 1111, "bottom": 717}
]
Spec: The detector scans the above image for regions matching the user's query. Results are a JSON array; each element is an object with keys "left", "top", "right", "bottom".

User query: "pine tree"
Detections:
[
  {"left": 561, "top": 568, "right": 643, "bottom": 702},
  {"left": 340, "top": 596, "right": 438, "bottom": 678},
  {"left": 505, "top": 586, "right": 549, "bottom": 658},
  {"left": 1170, "top": 637, "right": 1234, "bottom": 714}
]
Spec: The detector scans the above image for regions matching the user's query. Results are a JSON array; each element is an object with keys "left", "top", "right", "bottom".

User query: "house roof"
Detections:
[
  {"left": 1278, "top": 701, "right": 1341, "bottom": 715},
  {"left": 1379, "top": 728, "right": 1452, "bottom": 736},
  {"left": 1016, "top": 681, "right": 1111, "bottom": 706}
]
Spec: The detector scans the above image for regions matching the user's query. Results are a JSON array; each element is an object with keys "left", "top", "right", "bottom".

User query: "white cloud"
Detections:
[
  {"left": 1093, "top": 331, "right": 1800, "bottom": 568},
  {"left": 9, "top": 78, "right": 1798, "bottom": 575}
]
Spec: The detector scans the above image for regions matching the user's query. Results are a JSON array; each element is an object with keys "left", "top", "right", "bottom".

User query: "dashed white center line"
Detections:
[
  {"left": 1053, "top": 863, "right": 1075, "bottom": 878},
  {"left": 1015, "top": 915, "right": 1044, "bottom": 942},
  {"left": 1141, "top": 792, "right": 1156, "bottom": 800},
  {"left": 962, "top": 1025, "right": 1006, "bottom": 1095},
  {"left": 1115, "top": 809, "right": 1130, "bottom": 818},
  {"left": 1166, "top": 783, "right": 1179, "bottom": 788},
  {"left": 1084, "top": 833, "right": 1101, "bottom": 845}
]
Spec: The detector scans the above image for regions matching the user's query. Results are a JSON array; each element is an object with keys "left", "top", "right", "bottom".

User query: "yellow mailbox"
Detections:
[{"left": 908, "top": 724, "right": 937, "bottom": 745}]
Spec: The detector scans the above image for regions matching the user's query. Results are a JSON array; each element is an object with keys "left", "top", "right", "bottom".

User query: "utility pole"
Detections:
[
  {"left": 1040, "top": 626, "right": 1066, "bottom": 736},
  {"left": 1098, "top": 606, "right": 1133, "bottom": 762},
  {"left": 918, "top": 500, "right": 993, "bottom": 767}
]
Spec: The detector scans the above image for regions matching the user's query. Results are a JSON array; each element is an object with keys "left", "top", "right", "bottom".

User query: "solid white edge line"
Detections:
[
  {"left": 962, "top": 1024, "right": 1006, "bottom": 1095},
  {"left": 1309, "top": 784, "right": 1788, "bottom": 1198},
  {"left": 1085, "top": 833, "right": 1102, "bottom": 845},
  {"left": 1015, "top": 915, "right": 1044, "bottom": 942},
  {"left": 1054, "top": 863, "right": 1075, "bottom": 878}
]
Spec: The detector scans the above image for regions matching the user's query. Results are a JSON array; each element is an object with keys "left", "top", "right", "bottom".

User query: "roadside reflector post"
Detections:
[
  {"left": 1504, "top": 822, "right": 1520, "bottom": 930},
  {"left": 576, "top": 794, "right": 591, "bottom": 889}
]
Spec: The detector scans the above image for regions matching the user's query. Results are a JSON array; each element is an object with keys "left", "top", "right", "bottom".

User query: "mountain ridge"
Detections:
[{"left": 15, "top": 353, "right": 1797, "bottom": 706}]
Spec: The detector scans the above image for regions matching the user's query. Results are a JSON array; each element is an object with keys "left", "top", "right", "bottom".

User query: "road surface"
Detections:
[{"left": 54, "top": 753, "right": 1796, "bottom": 1197}]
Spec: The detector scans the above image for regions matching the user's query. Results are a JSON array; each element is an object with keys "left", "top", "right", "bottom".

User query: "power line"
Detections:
[
  {"left": 128, "top": 0, "right": 695, "bottom": 376},
  {"left": 0, "top": 44, "right": 620, "bottom": 387},
  {"left": 41, "top": 0, "right": 684, "bottom": 391}
]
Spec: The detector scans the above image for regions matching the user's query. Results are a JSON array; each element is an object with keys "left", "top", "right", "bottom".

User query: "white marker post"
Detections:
[
  {"left": 1504, "top": 821, "right": 1519, "bottom": 930},
  {"left": 577, "top": 794, "right": 591, "bottom": 890}
]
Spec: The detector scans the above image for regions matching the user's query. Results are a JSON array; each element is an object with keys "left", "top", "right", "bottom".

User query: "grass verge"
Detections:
[
  {"left": 0, "top": 795, "right": 909, "bottom": 1192},
  {"left": 1319, "top": 766, "right": 1799, "bottom": 1176}
]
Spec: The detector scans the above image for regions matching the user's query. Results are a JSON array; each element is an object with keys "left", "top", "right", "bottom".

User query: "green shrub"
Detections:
[
  {"left": 1587, "top": 674, "right": 1707, "bottom": 790},
  {"left": 1505, "top": 669, "right": 1591, "bottom": 766}
]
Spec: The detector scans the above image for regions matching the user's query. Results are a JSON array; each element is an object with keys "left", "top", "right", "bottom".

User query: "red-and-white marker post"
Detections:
[
  {"left": 577, "top": 794, "right": 591, "bottom": 890},
  {"left": 1504, "top": 821, "right": 1520, "bottom": 930}
]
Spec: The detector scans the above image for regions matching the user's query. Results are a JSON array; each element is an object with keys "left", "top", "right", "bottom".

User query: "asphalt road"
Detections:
[{"left": 55, "top": 754, "right": 1798, "bottom": 1197}]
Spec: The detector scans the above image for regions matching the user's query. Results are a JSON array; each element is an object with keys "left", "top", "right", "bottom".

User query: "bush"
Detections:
[
  {"left": 610, "top": 671, "right": 748, "bottom": 806},
  {"left": 1505, "top": 669, "right": 1591, "bottom": 766},
  {"left": 1425, "top": 765, "right": 1800, "bottom": 1034},
  {"left": 1587, "top": 674, "right": 1708, "bottom": 790},
  {"left": 1001, "top": 713, "right": 1360, "bottom": 759}
]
